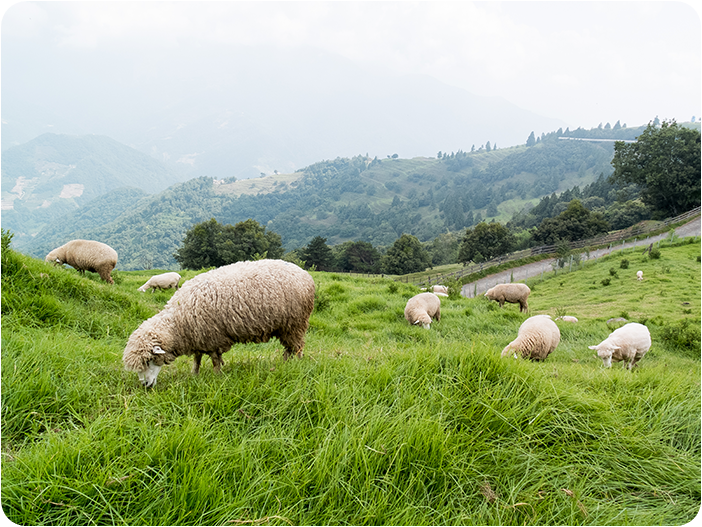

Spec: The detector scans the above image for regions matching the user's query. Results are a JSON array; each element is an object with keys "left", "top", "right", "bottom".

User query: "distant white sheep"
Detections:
[
  {"left": 404, "top": 292, "right": 441, "bottom": 329},
  {"left": 138, "top": 272, "right": 181, "bottom": 293},
  {"left": 589, "top": 322, "right": 651, "bottom": 369},
  {"left": 555, "top": 315, "right": 578, "bottom": 323},
  {"left": 637, "top": 270, "right": 643, "bottom": 281},
  {"left": 501, "top": 315, "right": 560, "bottom": 361},
  {"left": 432, "top": 285, "right": 449, "bottom": 295},
  {"left": 485, "top": 283, "right": 530, "bottom": 312}
]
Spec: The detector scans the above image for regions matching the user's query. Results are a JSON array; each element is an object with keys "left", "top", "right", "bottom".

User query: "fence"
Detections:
[{"left": 401, "top": 206, "right": 701, "bottom": 287}]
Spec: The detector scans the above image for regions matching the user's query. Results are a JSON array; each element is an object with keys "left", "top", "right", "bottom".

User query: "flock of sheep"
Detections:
[
  {"left": 45, "top": 239, "right": 652, "bottom": 388},
  {"left": 407, "top": 281, "right": 652, "bottom": 371}
]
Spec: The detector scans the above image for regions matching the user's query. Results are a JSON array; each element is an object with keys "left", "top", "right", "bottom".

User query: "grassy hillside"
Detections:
[{"left": 2, "top": 237, "right": 699, "bottom": 525}]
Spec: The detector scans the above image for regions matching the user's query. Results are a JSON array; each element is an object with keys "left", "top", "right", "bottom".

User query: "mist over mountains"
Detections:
[{"left": 2, "top": 43, "right": 566, "bottom": 179}]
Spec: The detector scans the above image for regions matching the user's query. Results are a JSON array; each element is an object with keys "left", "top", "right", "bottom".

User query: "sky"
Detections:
[{"left": 2, "top": 0, "right": 700, "bottom": 132}]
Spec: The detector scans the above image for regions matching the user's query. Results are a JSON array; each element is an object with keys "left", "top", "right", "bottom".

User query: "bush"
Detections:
[
  {"left": 620, "top": 259, "right": 629, "bottom": 269},
  {"left": 658, "top": 319, "right": 701, "bottom": 358},
  {"left": 649, "top": 247, "right": 661, "bottom": 259},
  {"left": 609, "top": 267, "right": 618, "bottom": 277},
  {"left": 601, "top": 278, "right": 611, "bottom": 286}
]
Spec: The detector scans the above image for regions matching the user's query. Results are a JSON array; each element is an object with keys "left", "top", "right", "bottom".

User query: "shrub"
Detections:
[
  {"left": 620, "top": 259, "right": 629, "bottom": 269},
  {"left": 601, "top": 278, "right": 611, "bottom": 286},
  {"left": 609, "top": 267, "right": 618, "bottom": 277},
  {"left": 649, "top": 247, "right": 661, "bottom": 259},
  {"left": 1, "top": 228, "right": 14, "bottom": 252},
  {"left": 658, "top": 319, "right": 701, "bottom": 358}
]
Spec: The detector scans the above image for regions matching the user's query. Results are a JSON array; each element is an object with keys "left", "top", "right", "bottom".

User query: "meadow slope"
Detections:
[{"left": 1, "top": 238, "right": 700, "bottom": 525}]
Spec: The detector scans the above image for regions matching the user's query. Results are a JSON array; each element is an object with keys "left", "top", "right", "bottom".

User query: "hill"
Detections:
[
  {"left": 1, "top": 133, "right": 189, "bottom": 245},
  {"left": 1, "top": 234, "right": 699, "bottom": 525},
  {"left": 21, "top": 130, "right": 627, "bottom": 270}
]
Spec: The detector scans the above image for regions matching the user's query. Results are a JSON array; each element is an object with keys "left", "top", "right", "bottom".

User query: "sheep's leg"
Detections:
[
  {"left": 210, "top": 352, "right": 223, "bottom": 373},
  {"left": 192, "top": 353, "right": 203, "bottom": 374}
]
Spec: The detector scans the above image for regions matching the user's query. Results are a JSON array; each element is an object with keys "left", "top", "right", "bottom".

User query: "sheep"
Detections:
[
  {"left": 45, "top": 239, "right": 118, "bottom": 284},
  {"left": 138, "top": 272, "right": 181, "bottom": 293},
  {"left": 555, "top": 315, "right": 578, "bottom": 323},
  {"left": 123, "top": 259, "right": 315, "bottom": 388},
  {"left": 589, "top": 322, "right": 651, "bottom": 369},
  {"left": 484, "top": 283, "right": 530, "bottom": 312},
  {"left": 432, "top": 285, "right": 449, "bottom": 295},
  {"left": 501, "top": 315, "right": 560, "bottom": 361},
  {"left": 637, "top": 270, "right": 643, "bottom": 281},
  {"left": 404, "top": 292, "right": 441, "bottom": 329}
]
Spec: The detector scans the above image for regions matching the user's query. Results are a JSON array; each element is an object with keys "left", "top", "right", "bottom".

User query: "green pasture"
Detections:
[{"left": 1, "top": 239, "right": 700, "bottom": 525}]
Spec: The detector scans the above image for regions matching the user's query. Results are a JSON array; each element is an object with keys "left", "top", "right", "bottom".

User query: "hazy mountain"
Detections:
[
  {"left": 2, "top": 44, "right": 566, "bottom": 179},
  {"left": 1, "top": 133, "right": 188, "bottom": 244}
]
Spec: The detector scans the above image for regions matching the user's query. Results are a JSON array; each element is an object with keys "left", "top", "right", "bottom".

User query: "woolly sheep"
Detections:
[
  {"left": 404, "top": 292, "right": 441, "bottom": 329},
  {"left": 637, "top": 270, "right": 644, "bottom": 281},
  {"left": 501, "top": 315, "right": 560, "bottom": 361},
  {"left": 432, "top": 285, "right": 449, "bottom": 295},
  {"left": 123, "top": 259, "right": 315, "bottom": 388},
  {"left": 555, "top": 315, "right": 578, "bottom": 323},
  {"left": 138, "top": 272, "right": 181, "bottom": 293},
  {"left": 484, "top": 283, "right": 530, "bottom": 313},
  {"left": 45, "top": 239, "right": 118, "bottom": 284},
  {"left": 588, "top": 322, "right": 651, "bottom": 370}
]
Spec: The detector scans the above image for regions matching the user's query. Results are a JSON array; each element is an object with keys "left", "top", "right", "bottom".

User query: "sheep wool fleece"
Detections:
[
  {"left": 123, "top": 259, "right": 315, "bottom": 386},
  {"left": 45, "top": 239, "right": 118, "bottom": 284},
  {"left": 502, "top": 315, "right": 560, "bottom": 361}
]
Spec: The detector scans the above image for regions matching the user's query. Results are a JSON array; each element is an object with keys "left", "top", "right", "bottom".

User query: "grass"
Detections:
[{"left": 1, "top": 239, "right": 700, "bottom": 525}]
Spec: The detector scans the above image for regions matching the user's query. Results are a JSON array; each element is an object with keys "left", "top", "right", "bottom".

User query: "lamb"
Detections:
[
  {"left": 501, "top": 315, "right": 560, "bottom": 361},
  {"left": 123, "top": 259, "right": 315, "bottom": 388},
  {"left": 588, "top": 322, "right": 651, "bottom": 369},
  {"left": 555, "top": 315, "right": 578, "bottom": 323},
  {"left": 404, "top": 292, "right": 441, "bottom": 329},
  {"left": 138, "top": 272, "right": 181, "bottom": 293},
  {"left": 637, "top": 270, "right": 644, "bottom": 281},
  {"left": 484, "top": 283, "right": 530, "bottom": 313},
  {"left": 45, "top": 239, "right": 118, "bottom": 284}
]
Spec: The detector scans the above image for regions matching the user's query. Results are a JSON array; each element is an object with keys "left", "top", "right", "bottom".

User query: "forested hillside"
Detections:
[{"left": 2, "top": 133, "right": 188, "bottom": 244}]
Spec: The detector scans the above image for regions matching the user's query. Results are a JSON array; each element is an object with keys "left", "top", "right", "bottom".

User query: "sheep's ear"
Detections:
[
  {"left": 588, "top": 345, "right": 597, "bottom": 350},
  {"left": 153, "top": 346, "right": 166, "bottom": 355},
  {"left": 413, "top": 320, "right": 421, "bottom": 325}
]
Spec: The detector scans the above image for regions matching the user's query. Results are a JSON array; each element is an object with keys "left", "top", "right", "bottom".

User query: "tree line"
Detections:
[{"left": 174, "top": 121, "right": 700, "bottom": 275}]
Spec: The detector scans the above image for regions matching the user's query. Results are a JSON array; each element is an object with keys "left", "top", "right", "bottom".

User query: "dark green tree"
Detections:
[
  {"left": 458, "top": 221, "right": 514, "bottom": 263},
  {"left": 526, "top": 131, "right": 536, "bottom": 147},
  {"left": 610, "top": 120, "right": 701, "bottom": 217},
  {"left": 380, "top": 234, "right": 432, "bottom": 275},
  {"left": 174, "top": 218, "right": 283, "bottom": 270},
  {"left": 337, "top": 240, "right": 381, "bottom": 273},
  {"left": 300, "top": 236, "right": 335, "bottom": 271},
  {"left": 531, "top": 199, "right": 610, "bottom": 245}
]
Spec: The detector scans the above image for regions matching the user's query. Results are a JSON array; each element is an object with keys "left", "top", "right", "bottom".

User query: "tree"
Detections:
[
  {"left": 609, "top": 120, "right": 701, "bottom": 217},
  {"left": 300, "top": 236, "right": 334, "bottom": 271},
  {"left": 337, "top": 240, "right": 381, "bottom": 273},
  {"left": 526, "top": 131, "right": 536, "bottom": 147},
  {"left": 380, "top": 234, "right": 432, "bottom": 275},
  {"left": 458, "top": 221, "right": 514, "bottom": 263},
  {"left": 174, "top": 218, "right": 283, "bottom": 270},
  {"left": 531, "top": 199, "right": 610, "bottom": 245}
]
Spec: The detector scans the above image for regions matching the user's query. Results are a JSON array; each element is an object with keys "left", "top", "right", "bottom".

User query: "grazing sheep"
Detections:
[
  {"left": 637, "top": 270, "right": 643, "bottom": 281},
  {"left": 555, "top": 315, "right": 578, "bottom": 323},
  {"left": 501, "top": 315, "right": 560, "bottom": 361},
  {"left": 484, "top": 283, "right": 531, "bottom": 312},
  {"left": 138, "top": 272, "right": 181, "bottom": 293},
  {"left": 404, "top": 292, "right": 441, "bottom": 329},
  {"left": 434, "top": 292, "right": 449, "bottom": 297},
  {"left": 432, "top": 285, "right": 449, "bottom": 295},
  {"left": 123, "top": 259, "right": 315, "bottom": 388},
  {"left": 45, "top": 239, "right": 118, "bottom": 284},
  {"left": 589, "top": 322, "right": 651, "bottom": 369}
]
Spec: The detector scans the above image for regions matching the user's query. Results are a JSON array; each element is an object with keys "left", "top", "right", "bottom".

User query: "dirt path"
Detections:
[{"left": 461, "top": 216, "right": 701, "bottom": 298}]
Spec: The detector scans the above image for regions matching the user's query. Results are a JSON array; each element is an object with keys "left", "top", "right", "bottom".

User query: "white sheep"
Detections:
[
  {"left": 501, "top": 315, "right": 560, "bottom": 361},
  {"left": 404, "top": 292, "right": 441, "bottom": 329},
  {"left": 432, "top": 285, "right": 449, "bottom": 295},
  {"left": 555, "top": 315, "right": 578, "bottom": 323},
  {"left": 588, "top": 322, "right": 651, "bottom": 369},
  {"left": 637, "top": 270, "right": 643, "bottom": 281},
  {"left": 45, "top": 239, "right": 118, "bottom": 284},
  {"left": 485, "top": 283, "right": 530, "bottom": 313},
  {"left": 137, "top": 272, "right": 181, "bottom": 293},
  {"left": 123, "top": 259, "right": 315, "bottom": 388}
]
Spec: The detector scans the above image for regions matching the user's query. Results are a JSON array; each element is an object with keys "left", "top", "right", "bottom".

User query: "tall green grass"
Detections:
[{"left": 2, "top": 241, "right": 700, "bottom": 525}]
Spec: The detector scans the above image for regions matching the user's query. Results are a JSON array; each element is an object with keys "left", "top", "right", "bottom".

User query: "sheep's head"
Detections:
[
  {"left": 45, "top": 249, "right": 63, "bottom": 265},
  {"left": 123, "top": 320, "right": 175, "bottom": 388},
  {"left": 589, "top": 342, "right": 619, "bottom": 368},
  {"left": 413, "top": 314, "right": 432, "bottom": 329}
]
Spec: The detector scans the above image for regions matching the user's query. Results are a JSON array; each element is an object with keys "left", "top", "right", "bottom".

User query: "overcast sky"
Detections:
[{"left": 3, "top": 0, "right": 700, "bottom": 131}]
